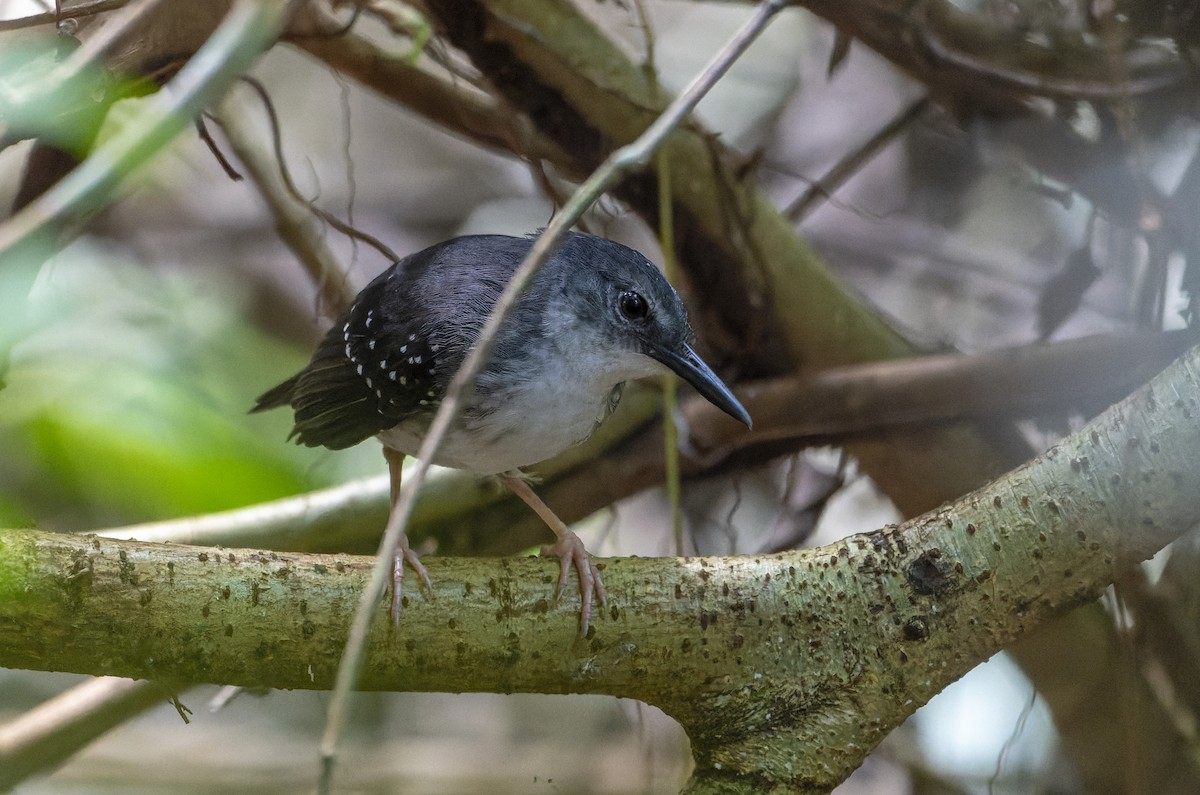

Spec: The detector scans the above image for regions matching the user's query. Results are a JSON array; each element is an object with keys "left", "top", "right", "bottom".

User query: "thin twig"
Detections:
[
  {"left": 292, "top": 27, "right": 580, "bottom": 172},
  {"left": 636, "top": 0, "right": 684, "bottom": 556},
  {"left": 195, "top": 116, "right": 244, "bottom": 180},
  {"left": 210, "top": 90, "right": 358, "bottom": 317},
  {"left": 785, "top": 96, "right": 929, "bottom": 222},
  {"left": 316, "top": 0, "right": 791, "bottom": 789},
  {"left": 235, "top": 75, "right": 400, "bottom": 265},
  {"left": 657, "top": 150, "right": 685, "bottom": 555},
  {"left": 0, "top": 0, "right": 129, "bottom": 32}
]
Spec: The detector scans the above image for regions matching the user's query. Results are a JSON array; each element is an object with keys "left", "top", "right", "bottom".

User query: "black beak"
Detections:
[{"left": 648, "top": 342, "right": 752, "bottom": 428}]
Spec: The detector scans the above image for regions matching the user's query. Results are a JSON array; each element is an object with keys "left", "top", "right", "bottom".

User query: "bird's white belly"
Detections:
[
  {"left": 376, "top": 384, "right": 616, "bottom": 475},
  {"left": 376, "top": 340, "right": 664, "bottom": 474}
]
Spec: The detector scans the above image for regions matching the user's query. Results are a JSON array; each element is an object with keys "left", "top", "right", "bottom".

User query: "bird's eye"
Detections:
[{"left": 618, "top": 291, "right": 649, "bottom": 321}]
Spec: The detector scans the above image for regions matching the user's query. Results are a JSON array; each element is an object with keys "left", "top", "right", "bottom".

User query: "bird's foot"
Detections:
[
  {"left": 541, "top": 530, "right": 607, "bottom": 637},
  {"left": 390, "top": 536, "right": 432, "bottom": 625}
]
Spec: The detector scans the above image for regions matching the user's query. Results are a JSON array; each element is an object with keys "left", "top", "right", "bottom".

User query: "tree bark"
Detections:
[{"left": 6, "top": 344, "right": 1200, "bottom": 792}]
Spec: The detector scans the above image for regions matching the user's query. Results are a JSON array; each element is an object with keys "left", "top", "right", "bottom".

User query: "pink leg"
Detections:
[
  {"left": 384, "top": 447, "right": 431, "bottom": 625},
  {"left": 498, "top": 472, "right": 607, "bottom": 636}
]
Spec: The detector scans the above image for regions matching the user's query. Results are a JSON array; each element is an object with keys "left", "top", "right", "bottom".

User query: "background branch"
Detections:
[
  {"left": 97, "top": 331, "right": 1192, "bottom": 565},
  {"left": 0, "top": 677, "right": 180, "bottom": 789}
]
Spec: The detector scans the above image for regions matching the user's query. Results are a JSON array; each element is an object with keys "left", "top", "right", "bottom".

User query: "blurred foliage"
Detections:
[
  {"left": 0, "top": 41, "right": 93, "bottom": 153},
  {"left": 0, "top": 38, "right": 153, "bottom": 156},
  {"left": 0, "top": 246, "right": 358, "bottom": 529}
]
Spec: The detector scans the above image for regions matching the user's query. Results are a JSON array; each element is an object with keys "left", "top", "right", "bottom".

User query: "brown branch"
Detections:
[
  {"left": 288, "top": 20, "right": 583, "bottom": 175},
  {"left": 96, "top": 332, "right": 1195, "bottom": 566},
  {"left": 1010, "top": 602, "right": 1200, "bottom": 795},
  {"left": 799, "top": 0, "right": 1191, "bottom": 110},
  {"left": 683, "top": 330, "right": 1198, "bottom": 461},
  {"left": 49, "top": 0, "right": 228, "bottom": 80},
  {"left": 3, "top": 0, "right": 177, "bottom": 205},
  {"left": 0, "top": 678, "right": 180, "bottom": 790},
  {"left": 787, "top": 0, "right": 1193, "bottom": 229},
  {"left": 785, "top": 96, "right": 930, "bottom": 222}
]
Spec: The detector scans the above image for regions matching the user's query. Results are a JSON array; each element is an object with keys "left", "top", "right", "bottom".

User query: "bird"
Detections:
[{"left": 252, "top": 232, "right": 751, "bottom": 634}]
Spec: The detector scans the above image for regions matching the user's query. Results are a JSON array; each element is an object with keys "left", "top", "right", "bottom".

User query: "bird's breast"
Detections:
[
  {"left": 376, "top": 377, "right": 623, "bottom": 476},
  {"left": 375, "top": 334, "right": 663, "bottom": 474}
]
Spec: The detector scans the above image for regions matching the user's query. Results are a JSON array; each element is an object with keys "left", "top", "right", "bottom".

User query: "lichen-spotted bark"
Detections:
[{"left": 3, "top": 346, "right": 1200, "bottom": 792}]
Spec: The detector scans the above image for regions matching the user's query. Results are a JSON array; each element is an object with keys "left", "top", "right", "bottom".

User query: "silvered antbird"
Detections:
[{"left": 253, "top": 232, "right": 751, "bottom": 634}]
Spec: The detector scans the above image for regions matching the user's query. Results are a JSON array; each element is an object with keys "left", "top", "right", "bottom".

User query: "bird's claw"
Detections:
[
  {"left": 390, "top": 539, "right": 432, "bottom": 626},
  {"left": 541, "top": 530, "right": 607, "bottom": 636}
]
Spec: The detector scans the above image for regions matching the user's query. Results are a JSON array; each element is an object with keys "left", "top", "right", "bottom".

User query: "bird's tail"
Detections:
[{"left": 250, "top": 374, "right": 300, "bottom": 413}]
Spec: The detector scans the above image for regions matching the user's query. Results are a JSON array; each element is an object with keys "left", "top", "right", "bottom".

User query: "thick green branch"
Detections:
[{"left": 5, "top": 344, "right": 1200, "bottom": 792}]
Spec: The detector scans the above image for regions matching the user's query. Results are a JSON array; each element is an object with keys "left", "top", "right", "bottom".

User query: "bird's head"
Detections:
[{"left": 554, "top": 234, "right": 752, "bottom": 428}]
